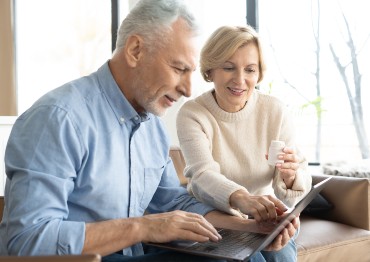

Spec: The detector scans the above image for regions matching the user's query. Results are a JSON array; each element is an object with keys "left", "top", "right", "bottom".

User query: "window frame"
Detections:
[{"left": 0, "top": 0, "right": 17, "bottom": 116}]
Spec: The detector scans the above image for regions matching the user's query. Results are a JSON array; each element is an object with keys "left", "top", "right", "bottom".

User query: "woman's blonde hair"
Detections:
[{"left": 200, "top": 25, "right": 266, "bottom": 83}]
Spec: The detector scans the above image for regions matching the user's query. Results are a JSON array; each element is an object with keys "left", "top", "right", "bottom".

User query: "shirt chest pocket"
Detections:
[{"left": 139, "top": 166, "right": 164, "bottom": 210}]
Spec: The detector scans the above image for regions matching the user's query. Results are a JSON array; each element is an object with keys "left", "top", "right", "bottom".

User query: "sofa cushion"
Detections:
[
  {"left": 297, "top": 216, "right": 370, "bottom": 262},
  {"left": 301, "top": 193, "right": 332, "bottom": 215}
]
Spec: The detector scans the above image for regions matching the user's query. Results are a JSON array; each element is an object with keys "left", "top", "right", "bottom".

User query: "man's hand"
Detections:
[
  {"left": 230, "top": 189, "right": 288, "bottom": 222},
  {"left": 140, "top": 210, "right": 221, "bottom": 244}
]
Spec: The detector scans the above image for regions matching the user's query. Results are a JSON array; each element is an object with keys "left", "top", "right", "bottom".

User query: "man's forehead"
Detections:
[
  {"left": 163, "top": 39, "right": 198, "bottom": 71},
  {"left": 161, "top": 19, "right": 199, "bottom": 69}
]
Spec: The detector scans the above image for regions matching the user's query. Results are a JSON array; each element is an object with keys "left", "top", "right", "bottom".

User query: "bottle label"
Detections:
[{"left": 268, "top": 140, "right": 285, "bottom": 166}]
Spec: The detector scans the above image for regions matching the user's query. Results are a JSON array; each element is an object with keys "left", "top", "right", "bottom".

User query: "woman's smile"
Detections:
[{"left": 227, "top": 87, "right": 247, "bottom": 96}]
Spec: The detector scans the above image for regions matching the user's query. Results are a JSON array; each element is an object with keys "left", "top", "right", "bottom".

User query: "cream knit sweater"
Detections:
[{"left": 176, "top": 89, "right": 312, "bottom": 217}]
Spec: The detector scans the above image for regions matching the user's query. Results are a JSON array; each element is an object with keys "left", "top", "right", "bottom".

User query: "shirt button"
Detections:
[
  {"left": 120, "top": 117, "right": 125, "bottom": 122},
  {"left": 135, "top": 116, "right": 139, "bottom": 121}
]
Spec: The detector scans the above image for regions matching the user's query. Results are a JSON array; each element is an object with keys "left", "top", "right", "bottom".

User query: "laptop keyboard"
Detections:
[{"left": 188, "top": 229, "right": 265, "bottom": 256}]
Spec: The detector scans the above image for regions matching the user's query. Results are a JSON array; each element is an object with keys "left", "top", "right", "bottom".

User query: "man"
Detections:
[{"left": 0, "top": 0, "right": 298, "bottom": 261}]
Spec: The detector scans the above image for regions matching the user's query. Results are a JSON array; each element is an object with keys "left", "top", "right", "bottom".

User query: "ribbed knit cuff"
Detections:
[
  {"left": 274, "top": 168, "right": 311, "bottom": 207},
  {"left": 209, "top": 179, "right": 247, "bottom": 216}
]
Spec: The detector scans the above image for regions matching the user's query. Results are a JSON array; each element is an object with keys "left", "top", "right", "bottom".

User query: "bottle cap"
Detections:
[{"left": 270, "top": 140, "right": 285, "bottom": 147}]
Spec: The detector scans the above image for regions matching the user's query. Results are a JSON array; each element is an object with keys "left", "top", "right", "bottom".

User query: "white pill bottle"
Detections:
[{"left": 267, "top": 140, "right": 285, "bottom": 166}]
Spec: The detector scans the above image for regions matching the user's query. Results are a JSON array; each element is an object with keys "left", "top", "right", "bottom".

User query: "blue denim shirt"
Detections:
[{"left": 0, "top": 62, "right": 214, "bottom": 256}]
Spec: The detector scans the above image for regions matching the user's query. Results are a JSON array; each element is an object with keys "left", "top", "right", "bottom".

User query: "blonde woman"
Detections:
[{"left": 177, "top": 25, "right": 312, "bottom": 261}]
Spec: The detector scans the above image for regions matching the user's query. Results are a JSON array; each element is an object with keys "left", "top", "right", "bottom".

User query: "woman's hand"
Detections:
[
  {"left": 229, "top": 189, "right": 287, "bottom": 222},
  {"left": 275, "top": 147, "right": 300, "bottom": 188},
  {"left": 206, "top": 210, "right": 300, "bottom": 252},
  {"left": 265, "top": 146, "right": 300, "bottom": 189},
  {"left": 263, "top": 216, "right": 300, "bottom": 251}
]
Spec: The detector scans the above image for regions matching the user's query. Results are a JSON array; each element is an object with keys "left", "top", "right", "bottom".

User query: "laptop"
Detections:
[{"left": 148, "top": 177, "right": 332, "bottom": 262}]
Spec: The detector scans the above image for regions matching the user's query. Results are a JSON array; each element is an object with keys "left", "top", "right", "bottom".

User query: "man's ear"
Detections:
[{"left": 124, "top": 35, "right": 144, "bottom": 67}]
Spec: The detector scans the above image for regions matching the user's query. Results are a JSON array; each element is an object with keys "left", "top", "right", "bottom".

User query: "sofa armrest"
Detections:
[{"left": 312, "top": 174, "right": 370, "bottom": 230}]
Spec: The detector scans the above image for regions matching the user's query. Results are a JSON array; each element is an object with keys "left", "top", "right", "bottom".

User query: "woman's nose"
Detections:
[{"left": 233, "top": 70, "right": 245, "bottom": 85}]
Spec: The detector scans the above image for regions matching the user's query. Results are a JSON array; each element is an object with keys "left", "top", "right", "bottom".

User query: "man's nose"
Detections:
[{"left": 178, "top": 73, "right": 192, "bottom": 98}]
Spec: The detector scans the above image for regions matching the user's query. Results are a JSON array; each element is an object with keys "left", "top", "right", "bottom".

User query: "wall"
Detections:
[{"left": 0, "top": 0, "right": 17, "bottom": 116}]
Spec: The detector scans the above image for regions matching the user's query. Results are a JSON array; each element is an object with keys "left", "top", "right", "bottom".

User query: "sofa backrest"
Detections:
[{"left": 169, "top": 146, "right": 188, "bottom": 185}]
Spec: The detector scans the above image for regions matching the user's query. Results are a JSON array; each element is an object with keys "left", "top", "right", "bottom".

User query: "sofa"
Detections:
[{"left": 169, "top": 146, "right": 370, "bottom": 262}]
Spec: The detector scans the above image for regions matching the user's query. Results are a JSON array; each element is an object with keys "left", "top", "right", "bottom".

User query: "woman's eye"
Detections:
[
  {"left": 245, "top": 68, "right": 256, "bottom": 73},
  {"left": 223, "top": 67, "right": 234, "bottom": 71}
]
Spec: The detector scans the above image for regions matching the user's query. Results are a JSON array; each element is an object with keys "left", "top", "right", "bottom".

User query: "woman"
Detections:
[{"left": 176, "top": 25, "right": 312, "bottom": 261}]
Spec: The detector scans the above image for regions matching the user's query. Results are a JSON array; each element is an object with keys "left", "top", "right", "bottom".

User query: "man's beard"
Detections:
[
  {"left": 131, "top": 66, "right": 168, "bottom": 117},
  {"left": 145, "top": 98, "right": 167, "bottom": 117}
]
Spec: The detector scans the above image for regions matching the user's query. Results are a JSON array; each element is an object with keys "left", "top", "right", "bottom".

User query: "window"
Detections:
[
  {"left": 10, "top": 0, "right": 369, "bottom": 163},
  {"left": 15, "top": 0, "right": 112, "bottom": 114},
  {"left": 259, "top": 0, "right": 370, "bottom": 162}
]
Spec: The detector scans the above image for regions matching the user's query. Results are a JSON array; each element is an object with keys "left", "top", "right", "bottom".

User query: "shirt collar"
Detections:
[{"left": 96, "top": 61, "right": 150, "bottom": 125}]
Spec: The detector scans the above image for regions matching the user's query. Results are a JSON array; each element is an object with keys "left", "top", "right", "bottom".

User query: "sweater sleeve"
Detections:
[{"left": 176, "top": 101, "right": 246, "bottom": 217}]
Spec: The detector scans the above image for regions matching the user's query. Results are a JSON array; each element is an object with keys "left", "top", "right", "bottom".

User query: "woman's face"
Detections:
[{"left": 210, "top": 43, "right": 260, "bottom": 113}]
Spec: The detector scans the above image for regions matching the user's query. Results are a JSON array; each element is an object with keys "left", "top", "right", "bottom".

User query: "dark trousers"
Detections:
[{"left": 102, "top": 245, "right": 227, "bottom": 262}]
